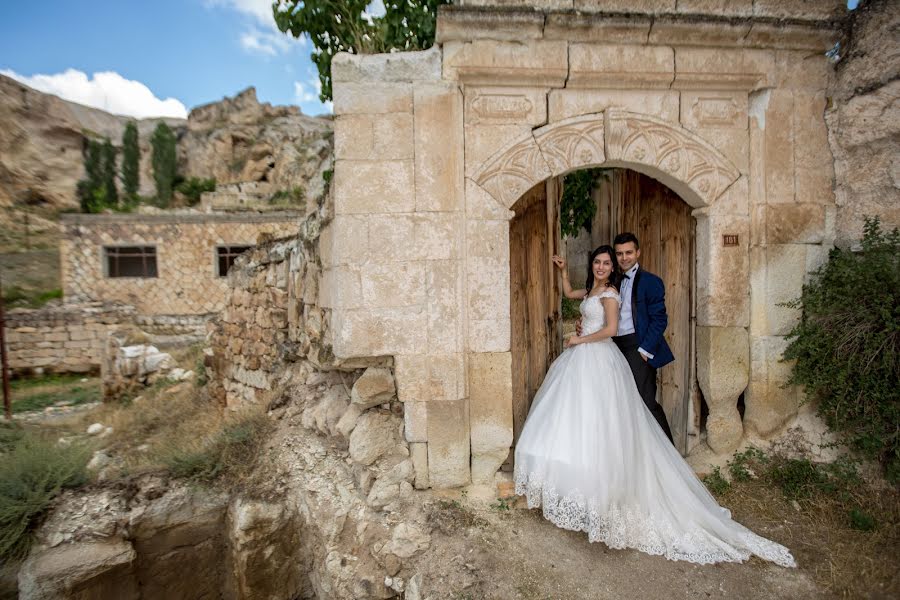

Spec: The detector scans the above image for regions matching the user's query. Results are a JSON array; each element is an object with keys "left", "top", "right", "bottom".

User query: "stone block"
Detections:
[
  {"left": 464, "top": 123, "right": 533, "bottom": 179},
  {"left": 360, "top": 262, "right": 426, "bottom": 308},
  {"left": 436, "top": 6, "right": 545, "bottom": 42},
  {"left": 351, "top": 367, "right": 397, "bottom": 410},
  {"left": 774, "top": 50, "right": 833, "bottom": 91},
  {"left": 469, "top": 318, "right": 511, "bottom": 353},
  {"left": 685, "top": 126, "right": 750, "bottom": 175},
  {"left": 695, "top": 214, "right": 750, "bottom": 327},
  {"left": 468, "top": 352, "right": 514, "bottom": 484},
  {"left": 318, "top": 266, "right": 361, "bottom": 310},
  {"left": 648, "top": 17, "right": 751, "bottom": 47},
  {"left": 752, "top": 0, "right": 845, "bottom": 21},
  {"left": 334, "top": 113, "right": 414, "bottom": 161},
  {"left": 332, "top": 47, "right": 441, "bottom": 84},
  {"left": 464, "top": 86, "right": 548, "bottom": 127},
  {"left": 368, "top": 214, "right": 417, "bottom": 263},
  {"left": 465, "top": 178, "right": 513, "bottom": 221},
  {"left": 409, "top": 442, "right": 429, "bottom": 489},
  {"left": 742, "top": 22, "right": 838, "bottom": 52},
  {"left": 331, "top": 308, "right": 428, "bottom": 358},
  {"left": 763, "top": 244, "right": 807, "bottom": 336},
  {"left": 696, "top": 326, "right": 748, "bottom": 453},
  {"left": 548, "top": 89, "right": 679, "bottom": 123},
  {"left": 544, "top": 12, "right": 650, "bottom": 44},
  {"left": 762, "top": 90, "right": 795, "bottom": 204},
  {"left": 744, "top": 335, "right": 801, "bottom": 436},
  {"left": 404, "top": 401, "right": 428, "bottom": 443},
  {"left": 766, "top": 204, "right": 826, "bottom": 244},
  {"left": 575, "top": 0, "right": 675, "bottom": 11},
  {"left": 708, "top": 175, "right": 749, "bottom": 216},
  {"left": 674, "top": 48, "right": 775, "bottom": 91},
  {"left": 444, "top": 40, "right": 568, "bottom": 87},
  {"left": 349, "top": 411, "right": 403, "bottom": 466},
  {"left": 466, "top": 220, "right": 510, "bottom": 260},
  {"left": 426, "top": 260, "right": 464, "bottom": 354},
  {"left": 467, "top": 261, "right": 509, "bottom": 322},
  {"left": 568, "top": 44, "right": 675, "bottom": 89},
  {"left": 322, "top": 215, "right": 369, "bottom": 268},
  {"left": 415, "top": 83, "right": 465, "bottom": 212},
  {"left": 333, "top": 159, "right": 416, "bottom": 215},
  {"left": 333, "top": 82, "right": 412, "bottom": 115},
  {"left": 793, "top": 92, "right": 834, "bottom": 205},
  {"left": 416, "top": 213, "right": 463, "bottom": 261},
  {"left": 394, "top": 353, "right": 465, "bottom": 403},
  {"left": 426, "top": 398, "right": 471, "bottom": 488}
]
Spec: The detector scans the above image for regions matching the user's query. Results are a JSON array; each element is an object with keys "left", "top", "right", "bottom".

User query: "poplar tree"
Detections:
[
  {"left": 76, "top": 139, "right": 104, "bottom": 213},
  {"left": 150, "top": 122, "right": 177, "bottom": 207},
  {"left": 121, "top": 121, "right": 140, "bottom": 205},
  {"left": 102, "top": 138, "right": 118, "bottom": 208}
]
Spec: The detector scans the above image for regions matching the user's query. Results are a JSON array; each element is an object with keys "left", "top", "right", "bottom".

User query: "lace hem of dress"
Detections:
[{"left": 514, "top": 471, "right": 796, "bottom": 568}]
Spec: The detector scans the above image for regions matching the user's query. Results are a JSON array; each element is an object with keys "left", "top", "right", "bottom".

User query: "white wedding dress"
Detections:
[{"left": 514, "top": 290, "right": 796, "bottom": 567}]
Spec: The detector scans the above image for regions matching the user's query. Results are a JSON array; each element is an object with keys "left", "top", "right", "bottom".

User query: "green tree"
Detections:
[
  {"left": 121, "top": 121, "right": 140, "bottom": 205},
  {"left": 274, "top": 0, "right": 449, "bottom": 102},
  {"left": 76, "top": 139, "right": 104, "bottom": 213},
  {"left": 783, "top": 218, "right": 900, "bottom": 481},
  {"left": 151, "top": 122, "right": 177, "bottom": 207},
  {"left": 560, "top": 169, "right": 609, "bottom": 239},
  {"left": 101, "top": 138, "right": 118, "bottom": 209}
]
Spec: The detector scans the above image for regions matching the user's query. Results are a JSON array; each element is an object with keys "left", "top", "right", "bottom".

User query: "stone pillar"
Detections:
[
  {"left": 696, "top": 326, "right": 748, "bottom": 453},
  {"left": 468, "top": 352, "right": 513, "bottom": 483}
]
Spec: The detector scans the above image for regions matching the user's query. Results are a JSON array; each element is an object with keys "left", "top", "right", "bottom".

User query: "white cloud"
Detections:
[
  {"left": 0, "top": 68, "right": 188, "bottom": 119},
  {"left": 209, "top": 0, "right": 276, "bottom": 25},
  {"left": 293, "top": 80, "right": 317, "bottom": 103},
  {"left": 363, "top": 0, "right": 386, "bottom": 23},
  {"left": 209, "top": 0, "right": 305, "bottom": 56}
]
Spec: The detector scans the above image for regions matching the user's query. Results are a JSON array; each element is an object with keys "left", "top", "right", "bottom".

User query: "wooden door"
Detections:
[
  {"left": 594, "top": 169, "right": 696, "bottom": 454},
  {"left": 509, "top": 180, "right": 562, "bottom": 452}
]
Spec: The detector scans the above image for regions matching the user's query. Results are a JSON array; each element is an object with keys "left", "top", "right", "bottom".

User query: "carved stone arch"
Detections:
[{"left": 471, "top": 110, "right": 741, "bottom": 211}]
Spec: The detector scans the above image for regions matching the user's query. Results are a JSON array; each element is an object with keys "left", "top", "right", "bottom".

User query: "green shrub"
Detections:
[
  {"left": 0, "top": 433, "right": 91, "bottom": 561},
  {"left": 783, "top": 217, "right": 900, "bottom": 482},
  {"left": 727, "top": 446, "right": 768, "bottom": 482},
  {"left": 161, "top": 412, "right": 270, "bottom": 482},
  {"left": 849, "top": 508, "right": 876, "bottom": 531},
  {"left": 767, "top": 456, "right": 861, "bottom": 502},
  {"left": 561, "top": 297, "right": 581, "bottom": 320},
  {"left": 175, "top": 177, "right": 216, "bottom": 206},
  {"left": 702, "top": 466, "right": 730, "bottom": 495}
]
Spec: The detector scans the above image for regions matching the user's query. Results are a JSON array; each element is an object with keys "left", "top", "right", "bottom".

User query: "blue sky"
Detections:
[
  {"left": 0, "top": 0, "right": 358, "bottom": 118},
  {"left": 0, "top": 0, "right": 857, "bottom": 119}
]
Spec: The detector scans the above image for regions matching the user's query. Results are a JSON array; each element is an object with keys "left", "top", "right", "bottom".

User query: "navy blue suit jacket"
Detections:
[{"left": 630, "top": 267, "right": 674, "bottom": 369}]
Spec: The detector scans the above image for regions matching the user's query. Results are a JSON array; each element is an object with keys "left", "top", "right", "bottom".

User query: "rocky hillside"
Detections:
[{"left": 0, "top": 76, "right": 333, "bottom": 252}]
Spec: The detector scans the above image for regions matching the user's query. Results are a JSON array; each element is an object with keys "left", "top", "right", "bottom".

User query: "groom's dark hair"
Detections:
[{"left": 613, "top": 232, "right": 640, "bottom": 248}]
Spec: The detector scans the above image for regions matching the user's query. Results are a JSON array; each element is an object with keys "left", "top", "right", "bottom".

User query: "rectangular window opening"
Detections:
[
  {"left": 217, "top": 245, "right": 252, "bottom": 277},
  {"left": 104, "top": 246, "right": 158, "bottom": 278}
]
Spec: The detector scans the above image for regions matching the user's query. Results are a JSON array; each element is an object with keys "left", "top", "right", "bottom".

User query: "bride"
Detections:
[{"left": 513, "top": 245, "right": 796, "bottom": 567}]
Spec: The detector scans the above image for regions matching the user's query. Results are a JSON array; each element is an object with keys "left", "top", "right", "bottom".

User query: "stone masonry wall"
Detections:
[
  {"left": 60, "top": 212, "right": 301, "bottom": 316},
  {"left": 826, "top": 0, "right": 900, "bottom": 246},
  {"left": 4, "top": 302, "right": 135, "bottom": 375}
]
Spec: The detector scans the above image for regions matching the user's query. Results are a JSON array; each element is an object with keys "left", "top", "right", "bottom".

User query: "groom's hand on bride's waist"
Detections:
[{"left": 575, "top": 317, "right": 583, "bottom": 336}]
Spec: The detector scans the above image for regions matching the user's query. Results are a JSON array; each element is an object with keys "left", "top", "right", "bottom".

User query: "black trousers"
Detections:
[{"left": 613, "top": 333, "right": 674, "bottom": 444}]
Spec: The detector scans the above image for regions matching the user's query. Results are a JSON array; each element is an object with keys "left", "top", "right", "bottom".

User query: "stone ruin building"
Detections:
[{"left": 204, "top": 0, "right": 900, "bottom": 493}]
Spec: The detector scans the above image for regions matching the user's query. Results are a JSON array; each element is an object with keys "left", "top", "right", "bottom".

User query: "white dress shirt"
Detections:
[{"left": 617, "top": 263, "right": 653, "bottom": 359}]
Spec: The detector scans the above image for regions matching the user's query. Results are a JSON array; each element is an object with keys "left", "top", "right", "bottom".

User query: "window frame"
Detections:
[
  {"left": 102, "top": 244, "right": 159, "bottom": 279},
  {"left": 215, "top": 244, "right": 253, "bottom": 277}
]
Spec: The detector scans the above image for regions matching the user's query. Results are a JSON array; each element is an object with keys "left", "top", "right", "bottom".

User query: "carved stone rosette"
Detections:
[
  {"left": 533, "top": 114, "right": 606, "bottom": 178},
  {"left": 605, "top": 109, "right": 740, "bottom": 207},
  {"left": 472, "top": 134, "right": 552, "bottom": 210}
]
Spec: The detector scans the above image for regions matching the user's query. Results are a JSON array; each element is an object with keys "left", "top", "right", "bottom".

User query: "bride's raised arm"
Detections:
[{"left": 552, "top": 255, "right": 587, "bottom": 300}]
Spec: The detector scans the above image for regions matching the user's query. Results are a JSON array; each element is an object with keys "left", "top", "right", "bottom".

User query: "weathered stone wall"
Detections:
[
  {"left": 326, "top": 1, "right": 847, "bottom": 487},
  {"left": 4, "top": 302, "right": 134, "bottom": 375},
  {"left": 60, "top": 212, "right": 300, "bottom": 316},
  {"left": 826, "top": 0, "right": 900, "bottom": 246}
]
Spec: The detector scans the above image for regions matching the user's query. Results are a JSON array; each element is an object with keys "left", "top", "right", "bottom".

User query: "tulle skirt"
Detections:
[{"left": 513, "top": 339, "right": 796, "bottom": 567}]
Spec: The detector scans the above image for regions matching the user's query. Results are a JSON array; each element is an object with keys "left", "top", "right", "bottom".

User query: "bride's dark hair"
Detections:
[{"left": 585, "top": 245, "right": 621, "bottom": 292}]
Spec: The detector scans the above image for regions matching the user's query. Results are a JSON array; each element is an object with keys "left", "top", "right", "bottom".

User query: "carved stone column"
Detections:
[{"left": 697, "top": 325, "right": 749, "bottom": 453}]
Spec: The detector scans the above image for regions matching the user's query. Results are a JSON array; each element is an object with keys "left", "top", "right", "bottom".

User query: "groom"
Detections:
[{"left": 610, "top": 232, "right": 675, "bottom": 443}]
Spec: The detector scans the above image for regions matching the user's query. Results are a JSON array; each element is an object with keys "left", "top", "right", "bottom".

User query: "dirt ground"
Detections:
[{"left": 415, "top": 493, "right": 820, "bottom": 600}]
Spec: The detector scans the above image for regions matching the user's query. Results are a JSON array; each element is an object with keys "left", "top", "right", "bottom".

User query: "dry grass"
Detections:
[{"left": 714, "top": 467, "right": 900, "bottom": 598}]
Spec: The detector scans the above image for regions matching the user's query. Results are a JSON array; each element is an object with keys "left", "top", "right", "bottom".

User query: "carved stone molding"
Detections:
[
  {"left": 471, "top": 134, "right": 551, "bottom": 210},
  {"left": 471, "top": 109, "right": 740, "bottom": 211},
  {"left": 533, "top": 113, "right": 606, "bottom": 178},
  {"left": 605, "top": 109, "right": 740, "bottom": 207}
]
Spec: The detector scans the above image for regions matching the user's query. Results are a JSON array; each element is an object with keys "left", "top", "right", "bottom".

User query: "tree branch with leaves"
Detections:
[{"left": 273, "top": 0, "right": 449, "bottom": 102}]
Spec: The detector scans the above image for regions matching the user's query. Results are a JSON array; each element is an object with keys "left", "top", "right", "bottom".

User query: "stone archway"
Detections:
[{"left": 466, "top": 110, "right": 745, "bottom": 477}]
